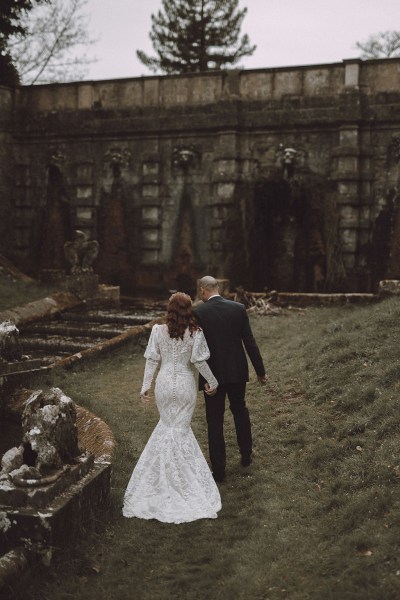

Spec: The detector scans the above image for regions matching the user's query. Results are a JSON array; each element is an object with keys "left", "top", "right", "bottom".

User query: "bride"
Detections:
[{"left": 123, "top": 292, "right": 222, "bottom": 523}]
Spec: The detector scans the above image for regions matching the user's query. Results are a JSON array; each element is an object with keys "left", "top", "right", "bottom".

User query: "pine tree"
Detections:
[{"left": 137, "top": 0, "right": 256, "bottom": 74}]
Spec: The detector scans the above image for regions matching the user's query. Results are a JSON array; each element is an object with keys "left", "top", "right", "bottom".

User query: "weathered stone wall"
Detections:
[
  {"left": 5, "top": 58, "right": 400, "bottom": 293},
  {"left": 0, "top": 86, "right": 14, "bottom": 256}
]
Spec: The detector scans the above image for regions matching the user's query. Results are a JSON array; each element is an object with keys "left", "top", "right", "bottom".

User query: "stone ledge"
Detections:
[
  {"left": 277, "top": 292, "right": 377, "bottom": 305},
  {"left": 0, "top": 453, "right": 94, "bottom": 509},
  {"left": 228, "top": 291, "right": 378, "bottom": 307},
  {"left": 1, "top": 461, "right": 111, "bottom": 558}
]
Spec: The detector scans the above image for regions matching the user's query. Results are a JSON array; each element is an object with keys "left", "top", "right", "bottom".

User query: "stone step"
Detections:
[
  {"left": 22, "top": 322, "right": 128, "bottom": 339},
  {"left": 20, "top": 336, "right": 97, "bottom": 354},
  {"left": 0, "top": 358, "right": 47, "bottom": 377},
  {"left": 59, "top": 310, "right": 159, "bottom": 325}
]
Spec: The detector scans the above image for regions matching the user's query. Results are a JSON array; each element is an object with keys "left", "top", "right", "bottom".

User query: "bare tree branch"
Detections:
[
  {"left": 356, "top": 30, "right": 400, "bottom": 59},
  {"left": 8, "top": 0, "right": 97, "bottom": 84}
]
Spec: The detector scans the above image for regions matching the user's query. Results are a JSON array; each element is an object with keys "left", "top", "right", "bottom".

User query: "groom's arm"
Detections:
[{"left": 241, "top": 311, "right": 266, "bottom": 378}]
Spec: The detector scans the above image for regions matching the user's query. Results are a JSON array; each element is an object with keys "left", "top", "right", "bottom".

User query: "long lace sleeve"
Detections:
[
  {"left": 191, "top": 330, "right": 218, "bottom": 390},
  {"left": 194, "top": 360, "right": 218, "bottom": 390},
  {"left": 141, "top": 358, "right": 159, "bottom": 395},
  {"left": 141, "top": 325, "right": 161, "bottom": 394}
]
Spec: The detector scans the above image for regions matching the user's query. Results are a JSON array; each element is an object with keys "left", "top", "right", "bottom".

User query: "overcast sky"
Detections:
[{"left": 82, "top": 0, "right": 400, "bottom": 80}]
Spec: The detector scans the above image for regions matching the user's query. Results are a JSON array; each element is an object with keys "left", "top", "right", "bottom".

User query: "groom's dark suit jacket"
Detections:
[{"left": 194, "top": 295, "right": 265, "bottom": 388}]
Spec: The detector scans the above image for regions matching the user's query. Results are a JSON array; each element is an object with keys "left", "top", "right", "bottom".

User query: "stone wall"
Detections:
[
  {"left": 0, "top": 86, "right": 14, "bottom": 255},
  {"left": 3, "top": 58, "right": 400, "bottom": 294}
]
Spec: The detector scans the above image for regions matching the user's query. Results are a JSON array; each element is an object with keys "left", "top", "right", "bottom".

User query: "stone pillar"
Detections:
[
  {"left": 209, "top": 132, "right": 241, "bottom": 278},
  {"left": 73, "top": 161, "right": 96, "bottom": 238},
  {"left": 135, "top": 157, "right": 163, "bottom": 291},
  {"left": 332, "top": 60, "right": 372, "bottom": 290}
]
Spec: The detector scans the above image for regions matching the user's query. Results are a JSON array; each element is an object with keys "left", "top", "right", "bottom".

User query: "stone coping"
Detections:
[{"left": 75, "top": 404, "right": 115, "bottom": 463}]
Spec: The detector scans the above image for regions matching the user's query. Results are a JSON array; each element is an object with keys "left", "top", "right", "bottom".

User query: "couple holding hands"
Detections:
[{"left": 123, "top": 276, "right": 267, "bottom": 524}]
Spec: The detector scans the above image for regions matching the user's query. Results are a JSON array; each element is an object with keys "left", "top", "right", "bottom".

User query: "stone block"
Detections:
[
  {"left": 142, "top": 228, "right": 160, "bottom": 246},
  {"left": 142, "top": 184, "right": 160, "bottom": 198},
  {"left": 61, "top": 274, "right": 99, "bottom": 298},
  {"left": 0, "top": 454, "right": 94, "bottom": 509},
  {"left": 190, "top": 74, "right": 221, "bottom": 104},
  {"left": 338, "top": 205, "right": 359, "bottom": 226},
  {"left": 303, "top": 68, "right": 331, "bottom": 96},
  {"left": 379, "top": 280, "right": 400, "bottom": 296},
  {"left": 92, "top": 284, "right": 120, "bottom": 307},
  {"left": 143, "top": 79, "right": 159, "bottom": 106},
  {"left": 337, "top": 156, "right": 358, "bottom": 173},
  {"left": 216, "top": 182, "right": 235, "bottom": 201},
  {"left": 141, "top": 206, "right": 160, "bottom": 225},
  {"left": 339, "top": 228, "right": 357, "bottom": 252},
  {"left": 240, "top": 72, "right": 273, "bottom": 100},
  {"left": 141, "top": 249, "right": 159, "bottom": 264},
  {"left": 344, "top": 61, "right": 361, "bottom": 87},
  {"left": 273, "top": 70, "right": 302, "bottom": 99},
  {"left": 339, "top": 127, "right": 359, "bottom": 146},
  {"left": 76, "top": 186, "right": 93, "bottom": 201}
]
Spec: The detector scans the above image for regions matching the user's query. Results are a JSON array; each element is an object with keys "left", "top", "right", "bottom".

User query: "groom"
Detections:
[{"left": 194, "top": 276, "right": 267, "bottom": 482}]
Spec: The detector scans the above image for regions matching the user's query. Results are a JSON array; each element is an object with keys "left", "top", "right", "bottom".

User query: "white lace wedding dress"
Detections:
[{"left": 123, "top": 324, "right": 222, "bottom": 523}]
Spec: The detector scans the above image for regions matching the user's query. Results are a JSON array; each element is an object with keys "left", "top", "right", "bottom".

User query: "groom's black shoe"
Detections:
[
  {"left": 212, "top": 470, "right": 226, "bottom": 483},
  {"left": 241, "top": 454, "right": 252, "bottom": 467}
]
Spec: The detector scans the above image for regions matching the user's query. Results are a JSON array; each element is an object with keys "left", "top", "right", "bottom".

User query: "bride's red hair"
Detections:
[{"left": 166, "top": 292, "right": 199, "bottom": 340}]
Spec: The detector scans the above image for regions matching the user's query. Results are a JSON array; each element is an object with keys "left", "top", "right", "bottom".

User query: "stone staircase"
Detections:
[{"left": 19, "top": 306, "right": 163, "bottom": 361}]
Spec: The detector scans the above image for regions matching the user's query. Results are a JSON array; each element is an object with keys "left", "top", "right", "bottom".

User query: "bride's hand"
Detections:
[
  {"left": 204, "top": 383, "right": 217, "bottom": 397},
  {"left": 140, "top": 390, "right": 151, "bottom": 403}
]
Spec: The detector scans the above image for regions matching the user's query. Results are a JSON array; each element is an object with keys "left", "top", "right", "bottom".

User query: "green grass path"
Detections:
[{"left": 12, "top": 298, "right": 400, "bottom": 600}]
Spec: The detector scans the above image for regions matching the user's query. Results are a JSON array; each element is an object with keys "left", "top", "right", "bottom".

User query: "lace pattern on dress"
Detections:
[{"left": 123, "top": 323, "right": 221, "bottom": 523}]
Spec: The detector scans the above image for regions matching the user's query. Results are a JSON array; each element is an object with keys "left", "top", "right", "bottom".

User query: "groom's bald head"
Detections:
[
  {"left": 198, "top": 276, "right": 219, "bottom": 291},
  {"left": 198, "top": 276, "right": 220, "bottom": 301}
]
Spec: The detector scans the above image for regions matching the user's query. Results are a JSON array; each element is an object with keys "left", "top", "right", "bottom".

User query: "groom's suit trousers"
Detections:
[
  {"left": 205, "top": 382, "right": 251, "bottom": 474},
  {"left": 195, "top": 295, "right": 265, "bottom": 474}
]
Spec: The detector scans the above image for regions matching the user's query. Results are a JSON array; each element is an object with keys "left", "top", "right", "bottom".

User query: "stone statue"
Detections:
[
  {"left": 0, "top": 321, "right": 22, "bottom": 363},
  {"left": 0, "top": 388, "right": 81, "bottom": 487},
  {"left": 276, "top": 145, "right": 298, "bottom": 179},
  {"left": 64, "top": 230, "right": 99, "bottom": 275}
]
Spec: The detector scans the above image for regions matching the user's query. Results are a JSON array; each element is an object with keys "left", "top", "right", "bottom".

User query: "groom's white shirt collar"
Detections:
[{"left": 207, "top": 294, "right": 220, "bottom": 300}]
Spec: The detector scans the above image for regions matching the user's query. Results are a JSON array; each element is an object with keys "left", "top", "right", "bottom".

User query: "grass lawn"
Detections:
[
  {"left": 0, "top": 270, "right": 56, "bottom": 312},
  {"left": 3, "top": 275, "right": 400, "bottom": 600}
]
